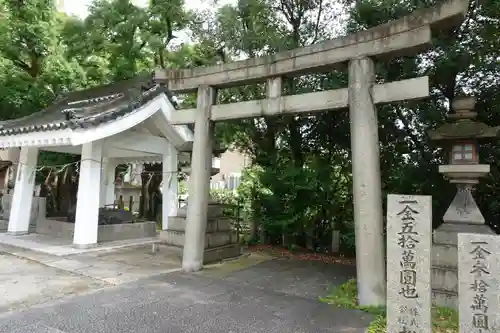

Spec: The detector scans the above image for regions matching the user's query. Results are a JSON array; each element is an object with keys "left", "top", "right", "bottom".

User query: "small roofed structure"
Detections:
[{"left": 0, "top": 74, "right": 194, "bottom": 248}]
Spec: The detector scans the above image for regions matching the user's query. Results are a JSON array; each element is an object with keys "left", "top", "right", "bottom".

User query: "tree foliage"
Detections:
[{"left": 0, "top": 0, "right": 499, "bottom": 254}]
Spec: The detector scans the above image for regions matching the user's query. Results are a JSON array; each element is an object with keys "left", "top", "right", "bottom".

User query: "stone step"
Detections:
[
  {"left": 0, "top": 219, "right": 37, "bottom": 232},
  {"left": 433, "top": 223, "right": 495, "bottom": 245},
  {"left": 166, "top": 216, "right": 233, "bottom": 233},
  {"left": 180, "top": 166, "right": 220, "bottom": 176},
  {"left": 431, "top": 265, "right": 457, "bottom": 293},
  {"left": 158, "top": 243, "right": 241, "bottom": 265},
  {"left": 204, "top": 243, "right": 241, "bottom": 264},
  {"left": 0, "top": 219, "right": 7, "bottom": 231},
  {"left": 432, "top": 243, "right": 458, "bottom": 268},
  {"left": 178, "top": 141, "right": 226, "bottom": 155},
  {"left": 159, "top": 230, "right": 238, "bottom": 249},
  {"left": 176, "top": 205, "right": 224, "bottom": 219},
  {"left": 432, "top": 288, "right": 457, "bottom": 309}
]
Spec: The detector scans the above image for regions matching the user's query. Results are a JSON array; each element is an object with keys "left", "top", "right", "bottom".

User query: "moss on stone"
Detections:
[{"left": 198, "top": 252, "right": 276, "bottom": 278}]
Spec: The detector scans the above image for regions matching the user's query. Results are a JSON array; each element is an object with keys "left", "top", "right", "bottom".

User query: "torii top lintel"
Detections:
[{"left": 154, "top": 0, "right": 469, "bottom": 93}]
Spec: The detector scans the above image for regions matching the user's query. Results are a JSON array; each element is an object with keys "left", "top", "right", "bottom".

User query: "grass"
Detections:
[
  {"left": 198, "top": 252, "right": 276, "bottom": 278},
  {"left": 319, "top": 279, "right": 458, "bottom": 333}
]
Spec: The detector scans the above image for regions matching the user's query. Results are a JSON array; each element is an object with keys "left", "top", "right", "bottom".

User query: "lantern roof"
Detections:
[{"left": 428, "top": 96, "right": 500, "bottom": 143}]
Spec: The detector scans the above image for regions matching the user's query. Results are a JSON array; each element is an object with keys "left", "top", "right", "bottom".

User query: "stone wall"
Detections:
[
  {"left": 0, "top": 194, "right": 45, "bottom": 230},
  {"left": 0, "top": 193, "right": 156, "bottom": 242},
  {"left": 159, "top": 204, "right": 241, "bottom": 264},
  {"left": 431, "top": 222, "right": 495, "bottom": 309},
  {"left": 36, "top": 218, "right": 157, "bottom": 242}
]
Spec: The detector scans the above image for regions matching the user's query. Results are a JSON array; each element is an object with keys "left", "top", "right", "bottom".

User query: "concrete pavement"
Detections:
[
  {"left": 0, "top": 243, "right": 183, "bottom": 285},
  {"left": 0, "top": 252, "right": 107, "bottom": 314},
  {"left": 0, "top": 256, "right": 373, "bottom": 333}
]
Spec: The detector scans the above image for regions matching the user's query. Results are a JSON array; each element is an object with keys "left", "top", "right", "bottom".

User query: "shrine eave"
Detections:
[
  {"left": 0, "top": 89, "right": 192, "bottom": 149},
  {"left": 0, "top": 82, "right": 170, "bottom": 135}
]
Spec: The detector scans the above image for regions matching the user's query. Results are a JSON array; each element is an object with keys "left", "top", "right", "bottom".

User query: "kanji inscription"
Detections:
[
  {"left": 458, "top": 233, "right": 500, "bottom": 333},
  {"left": 387, "top": 195, "right": 431, "bottom": 333}
]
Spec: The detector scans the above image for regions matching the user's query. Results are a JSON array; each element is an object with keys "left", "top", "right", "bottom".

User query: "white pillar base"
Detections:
[
  {"left": 73, "top": 243, "right": 98, "bottom": 249},
  {"left": 7, "top": 147, "right": 39, "bottom": 235},
  {"left": 7, "top": 230, "right": 29, "bottom": 236},
  {"left": 73, "top": 141, "right": 103, "bottom": 247}
]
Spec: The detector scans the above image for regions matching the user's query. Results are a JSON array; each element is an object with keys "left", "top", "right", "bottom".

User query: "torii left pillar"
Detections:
[
  {"left": 73, "top": 141, "right": 103, "bottom": 247},
  {"left": 182, "top": 85, "right": 215, "bottom": 272},
  {"left": 7, "top": 147, "right": 39, "bottom": 235}
]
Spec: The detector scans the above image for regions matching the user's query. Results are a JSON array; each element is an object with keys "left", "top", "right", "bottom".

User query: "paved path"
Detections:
[
  {"left": 0, "top": 243, "right": 182, "bottom": 285},
  {"left": 0, "top": 252, "right": 107, "bottom": 314},
  {"left": 0, "top": 243, "right": 183, "bottom": 313},
  {"left": 0, "top": 257, "right": 373, "bottom": 333}
]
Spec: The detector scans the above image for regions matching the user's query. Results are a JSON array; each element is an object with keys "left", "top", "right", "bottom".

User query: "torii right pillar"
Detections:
[{"left": 348, "top": 57, "right": 386, "bottom": 307}]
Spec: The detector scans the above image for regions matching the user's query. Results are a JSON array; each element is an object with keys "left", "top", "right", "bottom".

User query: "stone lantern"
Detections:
[{"left": 428, "top": 96, "right": 500, "bottom": 308}]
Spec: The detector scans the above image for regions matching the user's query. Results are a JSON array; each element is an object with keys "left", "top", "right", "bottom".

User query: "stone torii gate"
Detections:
[{"left": 155, "top": 0, "right": 469, "bottom": 306}]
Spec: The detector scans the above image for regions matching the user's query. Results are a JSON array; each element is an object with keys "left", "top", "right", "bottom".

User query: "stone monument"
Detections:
[
  {"left": 428, "top": 96, "right": 500, "bottom": 308},
  {"left": 458, "top": 233, "right": 500, "bottom": 333},
  {"left": 386, "top": 194, "right": 432, "bottom": 333},
  {"left": 159, "top": 146, "right": 241, "bottom": 264}
]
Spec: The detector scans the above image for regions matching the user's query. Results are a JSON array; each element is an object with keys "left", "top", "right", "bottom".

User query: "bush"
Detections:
[{"left": 320, "top": 279, "right": 458, "bottom": 333}]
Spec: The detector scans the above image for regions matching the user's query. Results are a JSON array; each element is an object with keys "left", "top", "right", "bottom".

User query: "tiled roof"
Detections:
[{"left": 0, "top": 73, "right": 182, "bottom": 137}]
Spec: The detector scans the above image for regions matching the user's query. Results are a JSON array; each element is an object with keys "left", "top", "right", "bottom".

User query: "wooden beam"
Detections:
[
  {"left": 170, "top": 76, "right": 429, "bottom": 125},
  {"left": 108, "top": 131, "right": 169, "bottom": 155}
]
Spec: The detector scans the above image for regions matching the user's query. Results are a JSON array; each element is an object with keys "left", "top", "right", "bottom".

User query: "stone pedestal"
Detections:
[
  {"left": 432, "top": 222, "right": 495, "bottom": 309},
  {"left": 428, "top": 95, "right": 500, "bottom": 309},
  {"left": 160, "top": 202, "right": 240, "bottom": 264}
]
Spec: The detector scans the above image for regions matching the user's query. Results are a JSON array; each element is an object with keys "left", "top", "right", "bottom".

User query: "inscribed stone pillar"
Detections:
[
  {"left": 100, "top": 158, "right": 116, "bottom": 207},
  {"left": 162, "top": 143, "right": 179, "bottom": 230},
  {"left": 105, "top": 160, "right": 116, "bottom": 206},
  {"left": 386, "top": 194, "right": 432, "bottom": 333},
  {"left": 458, "top": 233, "right": 500, "bottom": 333},
  {"left": 7, "top": 147, "right": 39, "bottom": 235},
  {"left": 348, "top": 56, "right": 386, "bottom": 306},
  {"left": 73, "top": 141, "right": 103, "bottom": 247},
  {"left": 182, "top": 85, "right": 215, "bottom": 272}
]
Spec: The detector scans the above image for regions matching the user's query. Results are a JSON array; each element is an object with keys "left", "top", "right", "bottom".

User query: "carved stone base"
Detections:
[
  {"left": 443, "top": 184, "right": 484, "bottom": 224},
  {"left": 431, "top": 222, "right": 495, "bottom": 309},
  {"left": 160, "top": 202, "right": 240, "bottom": 264}
]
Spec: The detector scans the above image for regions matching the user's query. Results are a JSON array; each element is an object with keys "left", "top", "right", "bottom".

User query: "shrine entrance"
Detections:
[
  {"left": 0, "top": 81, "right": 192, "bottom": 248},
  {"left": 153, "top": 0, "right": 468, "bottom": 306}
]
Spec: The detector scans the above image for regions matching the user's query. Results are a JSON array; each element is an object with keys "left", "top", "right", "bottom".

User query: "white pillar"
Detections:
[
  {"left": 5, "top": 147, "right": 21, "bottom": 192},
  {"left": 7, "top": 147, "right": 38, "bottom": 235},
  {"left": 162, "top": 143, "right": 178, "bottom": 230},
  {"left": 100, "top": 158, "right": 116, "bottom": 207},
  {"left": 73, "top": 141, "right": 103, "bottom": 248},
  {"left": 182, "top": 85, "right": 214, "bottom": 272},
  {"left": 348, "top": 57, "right": 386, "bottom": 306}
]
